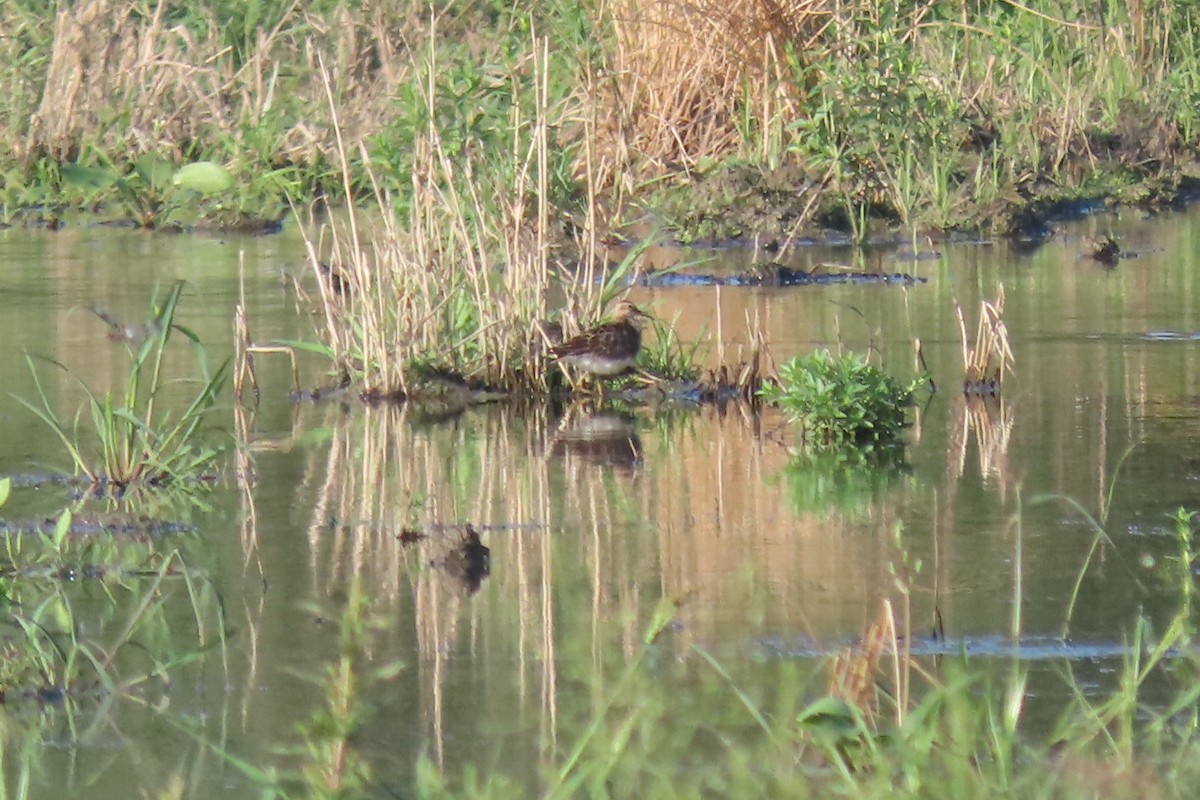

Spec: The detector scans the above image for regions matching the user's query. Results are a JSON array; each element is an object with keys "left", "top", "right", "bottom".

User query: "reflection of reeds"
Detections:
[
  {"left": 245, "top": 401, "right": 908, "bottom": 770},
  {"left": 952, "top": 395, "right": 1015, "bottom": 496},
  {"left": 955, "top": 286, "right": 1015, "bottom": 391},
  {"left": 287, "top": 404, "right": 560, "bottom": 766}
]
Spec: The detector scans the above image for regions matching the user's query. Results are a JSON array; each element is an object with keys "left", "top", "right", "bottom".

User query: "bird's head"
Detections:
[{"left": 610, "top": 300, "right": 651, "bottom": 326}]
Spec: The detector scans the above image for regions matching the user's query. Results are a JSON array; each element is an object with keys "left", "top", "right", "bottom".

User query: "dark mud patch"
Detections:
[
  {"left": 293, "top": 367, "right": 507, "bottom": 422},
  {"left": 0, "top": 561, "right": 186, "bottom": 581},
  {"left": 648, "top": 162, "right": 828, "bottom": 247},
  {"left": 0, "top": 205, "right": 285, "bottom": 236},
  {"left": 3, "top": 471, "right": 217, "bottom": 500},
  {"left": 640, "top": 261, "right": 926, "bottom": 287},
  {"left": 0, "top": 680, "right": 109, "bottom": 709},
  {"left": 293, "top": 361, "right": 767, "bottom": 414}
]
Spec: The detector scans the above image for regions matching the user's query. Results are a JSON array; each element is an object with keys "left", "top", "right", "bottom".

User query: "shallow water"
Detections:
[{"left": 1, "top": 211, "right": 1199, "bottom": 794}]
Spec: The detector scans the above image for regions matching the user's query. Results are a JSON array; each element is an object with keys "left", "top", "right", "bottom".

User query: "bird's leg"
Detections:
[
  {"left": 556, "top": 364, "right": 584, "bottom": 396},
  {"left": 633, "top": 368, "right": 663, "bottom": 385}
]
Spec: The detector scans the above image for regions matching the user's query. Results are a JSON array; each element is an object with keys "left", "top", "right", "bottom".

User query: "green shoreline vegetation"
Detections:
[
  {"left": 3, "top": 0, "right": 1198, "bottom": 387},
  {"left": 2, "top": 1, "right": 1198, "bottom": 238},
  {"left": 5, "top": 0, "right": 1200, "bottom": 396}
]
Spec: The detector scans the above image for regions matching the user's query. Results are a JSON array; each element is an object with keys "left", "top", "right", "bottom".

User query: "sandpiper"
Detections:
[{"left": 550, "top": 300, "right": 651, "bottom": 378}]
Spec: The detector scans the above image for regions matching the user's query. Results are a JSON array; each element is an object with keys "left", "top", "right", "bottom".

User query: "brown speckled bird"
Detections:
[{"left": 550, "top": 300, "right": 651, "bottom": 377}]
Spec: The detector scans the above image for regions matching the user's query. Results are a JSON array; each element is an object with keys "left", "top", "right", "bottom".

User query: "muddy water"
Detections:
[{"left": 1, "top": 212, "right": 1199, "bottom": 795}]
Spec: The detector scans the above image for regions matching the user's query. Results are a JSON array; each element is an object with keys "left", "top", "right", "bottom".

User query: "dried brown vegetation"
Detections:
[
  {"left": 586, "top": 0, "right": 830, "bottom": 192},
  {"left": 301, "top": 46, "right": 570, "bottom": 396},
  {"left": 956, "top": 286, "right": 1015, "bottom": 392},
  {"left": 7, "top": 0, "right": 414, "bottom": 165}
]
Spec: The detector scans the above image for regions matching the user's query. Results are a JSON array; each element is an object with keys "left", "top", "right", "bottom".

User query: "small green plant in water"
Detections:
[
  {"left": 14, "top": 281, "right": 228, "bottom": 493},
  {"left": 637, "top": 315, "right": 703, "bottom": 383},
  {"left": 761, "top": 351, "right": 916, "bottom": 450}
]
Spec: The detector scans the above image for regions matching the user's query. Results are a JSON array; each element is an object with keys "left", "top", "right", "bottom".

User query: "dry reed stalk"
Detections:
[
  {"left": 234, "top": 250, "right": 300, "bottom": 402},
  {"left": 827, "top": 615, "right": 886, "bottom": 726},
  {"left": 13, "top": 0, "right": 411, "bottom": 165},
  {"left": 828, "top": 593, "right": 946, "bottom": 731},
  {"left": 585, "top": 0, "right": 830, "bottom": 188},
  {"left": 955, "top": 285, "right": 1015, "bottom": 389},
  {"left": 302, "top": 36, "right": 557, "bottom": 395},
  {"left": 698, "top": 307, "right": 774, "bottom": 398}
]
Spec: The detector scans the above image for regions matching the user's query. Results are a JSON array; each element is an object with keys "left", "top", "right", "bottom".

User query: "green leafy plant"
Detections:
[
  {"left": 761, "top": 351, "right": 916, "bottom": 450},
  {"left": 13, "top": 281, "right": 228, "bottom": 493}
]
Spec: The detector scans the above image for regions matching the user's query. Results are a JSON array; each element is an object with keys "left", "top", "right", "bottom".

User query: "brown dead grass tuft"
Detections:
[
  {"left": 584, "top": 0, "right": 831, "bottom": 193},
  {"left": 11, "top": 0, "right": 414, "bottom": 166},
  {"left": 956, "top": 285, "right": 1015, "bottom": 391},
  {"left": 826, "top": 604, "right": 889, "bottom": 726},
  {"left": 301, "top": 41, "right": 563, "bottom": 396}
]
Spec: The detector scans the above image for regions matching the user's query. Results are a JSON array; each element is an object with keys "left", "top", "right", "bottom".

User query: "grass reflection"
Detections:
[{"left": 0, "top": 477, "right": 228, "bottom": 799}]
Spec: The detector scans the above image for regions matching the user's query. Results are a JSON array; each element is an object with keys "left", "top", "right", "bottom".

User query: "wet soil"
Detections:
[{"left": 643, "top": 151, "right": 1200, "bottom": 248}]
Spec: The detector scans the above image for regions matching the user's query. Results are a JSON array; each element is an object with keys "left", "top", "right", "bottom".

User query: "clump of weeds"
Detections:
[{"left": 13, "top": 281, "right": 228, "bottom": 497}]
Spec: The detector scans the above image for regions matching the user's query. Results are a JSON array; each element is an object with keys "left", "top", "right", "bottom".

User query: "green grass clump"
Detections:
[
  {"left": 13, "top": 281, "right": 227, "bottom": 494},
  {"left": 761, "top": 351, "right": 916, "bottom": 451}
]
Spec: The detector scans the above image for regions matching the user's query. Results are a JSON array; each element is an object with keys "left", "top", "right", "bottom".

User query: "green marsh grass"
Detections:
[
  {"left": 645, "top": 2, "right": 1200, "bottom": 236},
  {"left": 4, "top": 2, "right": 1200, "bottom": 233},
  {"left": 13, "top": 281, "right": 227, "bottom": 493},
  {"left": 635, "top": 314, "right": 704, "bottom": 384}
]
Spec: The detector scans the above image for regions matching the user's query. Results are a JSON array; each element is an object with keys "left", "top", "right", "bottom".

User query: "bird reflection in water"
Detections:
[{"left": 549, "top": 405, "right": 643, "bottom": 474}]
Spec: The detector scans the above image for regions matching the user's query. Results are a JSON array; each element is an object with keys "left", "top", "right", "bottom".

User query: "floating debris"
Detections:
[
  {"left": 1082, "top": 234, "right": 1120, "bottom": 265},
  {"left": 399, "top": 523, "right": 491, "bottom": 595},
  {"left": 639, "top": 262, "right": 926, "bottom": 287}
]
